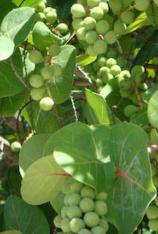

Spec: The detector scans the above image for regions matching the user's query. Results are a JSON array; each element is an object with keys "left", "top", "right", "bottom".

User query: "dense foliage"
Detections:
[{"left": 1, "top": 0, "right": 158, "bottom": 233}]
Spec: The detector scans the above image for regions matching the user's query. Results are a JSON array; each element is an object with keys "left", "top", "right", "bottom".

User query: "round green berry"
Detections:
[
  {"left": 96, "top": 20, "right": 110, "bottom": 34},
  {"left": 104, "top": 31, "right": 117, "bottom": 44},
  {"left": 86, "top": 45, "right": 96, "bottom": 56},
  {"left": 85, "top": 31, "right": 98, "bottom": 44},
  {"left": 114, "top": 19, "right": 127, "bottom": 35},
  {"left": 91, "top": 226, "right": 105, "bottom": 234},
  {"left": 45, "top": 8, "right": 57, "bottom": 24},
  {"left": 99, "top": 217, "right": 109, "bottom": 231},
  {"left": 72, "top": 19, "right": 84, "bottom": 30},
  {"left": 135, "top": 0, "right": 150, "bottom": 11},
  {"left": 106, "top": 58, "right": 117, "bottom": 67},
  {"left": 76, "top": 27, "right": 86, "bottom": 41},
  {"left": 36, "top": 12, "right": 46, "bottom": 22},
  {"left": 71, "top": 4, "right": 86, "bottom": 18},
  {"left": 80, "top": 198, "right": 94, "bottom": 212},
  {"left": 99, "top": 2, "right": 109, "bottom": 13},
  {"left": 54, "top": 215, "right": 62, "bottom": 228},
  {"left": 39, "top": 97, "right": 54, "bottom": 111},
  {"left": 97, "top": 57, "right": 106, "bottom": 67},
  {"left": 70, "top": 218, "right": 85, "bottom": 233},
  {"left": 83, "top": 17, "right": 96, "bottom": 30},
  {"left": 29, "top": 74, "right": 44, "bottom": 88},
  {"left": 93, "top": 40, "right": 107, "bottom": 55},
  {"left": 35, "top": 1, "right": 46, "bottom": 12},
  {"left": 61, "top": 207, "right": 68, "bottom": 218},
  {"left": 90, "top": 7, "right": 104, "bottom": 20},
  {"left": 30, "top": 87, "right": 45, "bottom": 101},
  {"left": 56, "top": 23, "right": 69, "bottom": 35},
  {"left": 61, "top": 218, "right": 71, "bottom": 232},
  {"left": 67, "top": 206, "right": 82, "bottom": 219},
  {"left": 41, "top": 66, "right": 53, "bottom": 80},
  {"left": 67, "top": 193, "right": 81, "bottom": 206},
  {"left": 51, "top": 64, "right": 62, "bottom": 78},
  {"left": 11, "top": 141, "right": 21, "bottom": 153},
  {"left": 148, "top": 219, "right": 158, "bottom": 231},
  {"left": 81, "top": 186, "right": 95, "bottom": 199},
  {"left": 84, "top": 212, "right": 100, "bottom": 227},
  {"left": 29, "top": 50, "right": 43, "bottom": 64},
  {"left": 110, "top": 65, "right": 121, "bottom": 75},
  {"left": 79, "top": 229, "right": 91, "bottom": 234},
  {"left": 124, "top": 105, "right": 139, "bottom": 118},
  {"left": 96, "top": 192, "right": 108, "bottom": 201},
  {"left": 87, "top": 0, "right": 100, "bottom": 8},
  {"left": 121, "top": 11, "right": 135, "bottom": 24},
  {"left": 131, "top": 65, "right": 145, "bottom": 77},
  {"left": 95, "top": 201, "right": 108, "bottom": 216},
  {"left": 146, "top": 205, "right": 158, "bottom": 219}
]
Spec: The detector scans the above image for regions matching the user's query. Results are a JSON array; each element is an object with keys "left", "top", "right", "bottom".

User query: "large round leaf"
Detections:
[
  {"left": 148, "top": 90, "right": 158, "bottom": 128},
  {"left": 4, "top": 195, "right": 49, "bottom": 234},
  {"left": 0, "top": 36, "right": 14, "bottom": 61}
]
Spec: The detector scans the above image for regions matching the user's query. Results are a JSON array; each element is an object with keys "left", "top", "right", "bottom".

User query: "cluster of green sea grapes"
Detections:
[
  {"left": 35, "top": 0, "right": 69, "bottom": 35},
  {"left": 54, "top": 181, "right": 109, "bottom": 234},
  {"left": 28, "top": 44, "right": 63, "bottom": 111},
  {"left": 71, "top": 0, "right": 118, "bottom": 56}
]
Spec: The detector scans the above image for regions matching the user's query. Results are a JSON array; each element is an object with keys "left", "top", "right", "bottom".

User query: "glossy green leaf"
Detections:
[
  {"left": 32, "top": 21, "right": 61, "bottom": 50},
  {"left": 12, "top": 0, "right": 41, "bottom": 7},
  {"left": 21, "top": 156, "right": 67, "bottom": 205},
  {"left": 85, "top": 89, "right": 113, "bottom": 125},
  {"left": 50, "top": 45, "right": 76, "bottom": 104},
  {"left": 0, "top": 62, "right": 24, "bottom": 98},
  {"left": 4, "top": 195, "right": 49, "bottom": 234},
  {"left": 19, "top": 133, "right": 51, "bottom": 176},
  {"left": 134, "top": 30, "right": 158, "bottom": 65},
  {"left": 148, "top": 90, "right": 158, "bottom": 128},
  {"left": 1, "top": 7, "right": 36, "bottom": 45},
  {"left": 76, "top": 54, "right": 97, "bottom": 66},
  {"left": 107, "top": 123, "right": 156, "bottom": 234},
  {"left": 0, "top": 0, "right": 15, "bottom": 24},
  {"left": 0, "top": 36, "right": 14, "bottom": 61},
  {"left": 146, "top": 3, "right": 158, "bottom": 27},
  {"left": 127, "top": 12, "right": 150, "bottom": 33}
]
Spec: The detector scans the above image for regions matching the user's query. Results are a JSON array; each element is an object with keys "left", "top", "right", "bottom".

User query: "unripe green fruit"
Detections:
[
  {"left": 51, "top": 64, "right": 62, "bottom": 78},
  {"left": 29, "top": 74, "right": 44, "bottom": 88},
  {"left": 104, "top": 31, "right": 117, "bottom": 45},
  {"left": 124, "top": 105, "right": 139, "bottom": 118},
  {"left": 90, "top": 7, "right": 104, "bottom": 20},
  {"left": 110, "top": 65, "right": 121, "bottom": 75},
  {"left": 95, "top": 78, "right": 103, "bottom": 87},
  {"left": 99, "top": 217, "right": 109, "bottom": 231},
  {"left": 44, "top": 7, "right": 52, "bottom": 14},
  {"left": 87, "top": 0, "right": 100, "bottom": 8},
  {"left": 131, "top": 65, "right": 145, "bottom": 77},
  {"left": 67, "top": 206, "right": 82, "bottom": 219},
  {"left": 146, "top": 206, "right": 158, "bottom": 219},
  {"left": 61, "top": 218, "right": 71, "bottom": 232},
  {"left": 71, "top": 4, "right": 86, "bottom": 18},
  {"left": 48, "top": 44, "right": 60, "bottom": 57},
  {"left": 114, "top": 20, "right": 127, "bottom": 35},
  {"left": 36, "top": 12, "right": 46, "bottom": 22},
  {"left": 54, "top": 215, "right": 62, "bottom": 228},
  {"left": 93, "top": 40, "right": 107, "bottom": 55},
  {"left": 61, "top": 207, "right": 68, "bottom": 218},
  {"left": 135, "top": 0, "right": 150, "bottom": 11},
  {"left": 98, "top": 67, "right": 110, "bottom": 83},
  {"left": 77, "top": 0, "right": 87, "bottom": 6},
  {"left": 79, "top": 229, "right": 91, "bottom": 234},
  {"left": 83, "top": 17, "right": 96, "bottom": 30},
  {"left": 99, "top": 2, "right": 109, "bottom": 13},
  {"left": 80, "top": 198, "right": 94, "bottom": 212},
  {"left": 11, "top": 141, "right": 21, "bottom": 153},
  {"left": 76, "top": 27, "right": 86, "bottom": 41},
  {"left": 84, "top": 212, "right": 100, "bottom": 227},
  {"left": 121, "top": 11, "right": 135, "bottom": 24},
  {"left": 86, "top": 46, "right": 96, "bottom": 56},
  {"left": 109, "top": 0, "right": 122, "bottom": 14},
  {"left": 70, "top": 218, "right": 85, "bottom": 233},
  {"left": 30, "top": 87, "right": 45, "bottom": 101},
  {"left": 95, "top": 201, "right": 108, "bottom": 216},
  {"left": 72, "top": 19, "right": 84, "bottom": 30},
  {"left": 97, "top": 57, "right": 106, "bottom": 67},
  {"left": 67, "top": 193, "right": 81, "bottom": 206},
  {"left": 81, "top": 186, "right": 95, "bottom": 199},
  {"left": 35, "top": 1, "right": 46, "bottom": 12},
  {"left": 29, "top": 50, "right": 44, "bottom": 64},
  {"left": 85, "top": 31, "right": 98, "bottom": 44},
  {"left": 45, "top": 11, "right": 57, "bottom": 24},
  {"left": 148, "top": 219, "right": 158, "bottom": 231},
  {"left": 41, "top": 66, "right": 53, "bottom": 80},
  {"left": 70, "top": 181, "right": 83, "bottom": 193},
  {"left": 56, "top": 23, "right": 69, "bottom": 35},
  {"left": 96, "top": 192, "right": 108, "bottom": 201},
  {"left": 106, "top": 58, "right": 117, "bottom": 67},
  {"left": 91, "top": 226, "right": 105, "bottom": 234},
  {"left": 39, "top": 97, "right": 54, "bottom": 111},
  {"left": 120, "top": 70, "right": 131, "bottom": 79},
  {"left": 96, "top": 20, "right": 110, "bottom": 34}
]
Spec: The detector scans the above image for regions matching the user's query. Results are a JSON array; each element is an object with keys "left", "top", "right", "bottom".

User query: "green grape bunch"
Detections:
[
  {"left": 28, "top": 44, "right": 63, "bottom": 111},
  {"left": 54, "top": 181, "right": 109, "bottom": 234}
]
